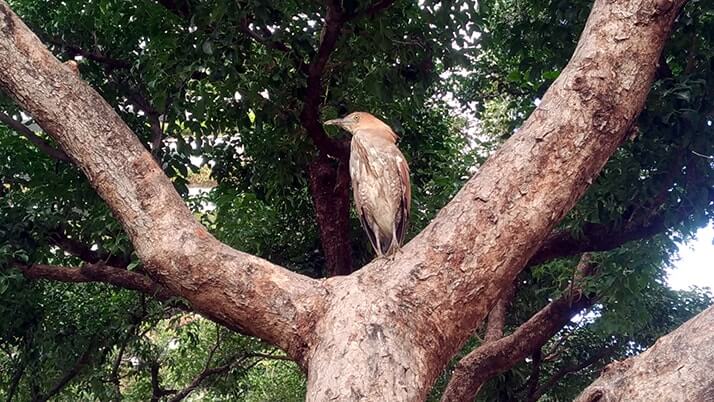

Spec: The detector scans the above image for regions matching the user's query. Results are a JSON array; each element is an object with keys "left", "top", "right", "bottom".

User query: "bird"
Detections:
[{"left": 323, "top": 112, "right": 411, "bottom": 257}]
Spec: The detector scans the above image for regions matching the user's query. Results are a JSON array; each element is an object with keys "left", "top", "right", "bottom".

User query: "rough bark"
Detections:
[
  {"left": 0, "top": 2, "right": 325, "bottom": 363},
  {"left": 576, "top": 305, "right": 714, "bottom": 402},
  {"left": 0, "top": 0, "right": 686, "bottom": 400},
  {"left": 306, "top": 1, "right": 684, "bottom": 399},
  {"left": 440, "top": 258, "right": 596, "bottom": 402}
]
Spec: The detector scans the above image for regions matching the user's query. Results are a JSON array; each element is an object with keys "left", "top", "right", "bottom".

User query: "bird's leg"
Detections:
[{"left": 373, "top": 223, "right": 385, "bottom": 260}]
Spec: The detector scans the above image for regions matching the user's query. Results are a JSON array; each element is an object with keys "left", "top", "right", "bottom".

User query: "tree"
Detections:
[{"left": 1, "top": 0, "right": 713, "bottom": 400}]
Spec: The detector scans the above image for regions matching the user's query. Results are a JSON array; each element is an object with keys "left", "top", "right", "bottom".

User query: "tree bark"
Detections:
[
  {"left": 575, "top": 305, "right": 714, "bottom": 402},
  {"left": 308, "top": 155, "right": 353, "bottom": 276},
  {"left": 0, "top": 0, "right": 686, "bottom": 399},
  {"left": 0, "top": 1, "right": 325, "bottom": 363}
]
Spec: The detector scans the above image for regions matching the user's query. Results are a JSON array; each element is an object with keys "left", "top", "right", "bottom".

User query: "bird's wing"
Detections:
[
  {"left": 350, "top": 137, "right": 381, "bottom": 254},
  {"left": 395, "top": 150, "right": 411, "bottom": 244}
]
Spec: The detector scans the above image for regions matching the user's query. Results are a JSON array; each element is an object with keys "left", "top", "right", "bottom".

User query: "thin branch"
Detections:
[
  {"left": 440, "top": 256, "right": 597, "bottom": 402},
  {"left": 5, "top": 359, "right": 26, "bottom": 402},
  {"left": 355, "top": 0, "right": 397, "bottom": 19},
  {"left": 0, "top": 111, "right": 71, "bottom": 162},
  {"left": 110, "top": 325, "right": 139, "bottom": 402},
  {"left": 154, "top": 0, "right": 192, "bottom": 19},
  {"left": 149, "top": 361, "right": 176, "bottom": 402},
  {"left": 48, "top": 228, "right": 130, "bottom": 268},
  {"left": 238, "top": 18, "right": 291, "bottom": 54},
  {"left": 37, "top": 339, "right": 97, "bottom": 402},
  {"left": 525, "top": 349, "right": 543, "bottom": 401},
  {"left": 529, "top": 346, "right": 613, "bottom": 402},
  {"left": 166, "top": 353, "right": 245, "bottom": 402},
  {"left": 16, "top": 263, "right": 176, "bottom": 301},
  {"left": 484, "top": 284, "right": 516, "bottom": 342},
  {"left": 298, "top": 1, "right": 350, "bottom": 159},
  {"left": 45, "top": 38, "right": 130, "bottom": 71}
]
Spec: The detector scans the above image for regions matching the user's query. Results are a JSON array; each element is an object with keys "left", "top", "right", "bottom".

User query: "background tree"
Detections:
[{"left": 0, "top": 0, "right": 712, "bottom": 400}]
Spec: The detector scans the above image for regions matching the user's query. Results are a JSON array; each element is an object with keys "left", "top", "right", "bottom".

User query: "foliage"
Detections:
[{"left": 0, "top": 0, "right": 713, "bottom": 400}]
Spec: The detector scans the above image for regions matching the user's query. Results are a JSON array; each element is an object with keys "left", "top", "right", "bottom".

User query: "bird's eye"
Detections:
[{"left": 353, "top": 115, "right": 360, "bottom": 121}]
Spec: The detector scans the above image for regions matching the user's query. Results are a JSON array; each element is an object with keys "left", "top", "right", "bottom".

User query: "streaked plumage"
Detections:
[{"left": 324, "top": 112, "right": 411, "bottom": 257}]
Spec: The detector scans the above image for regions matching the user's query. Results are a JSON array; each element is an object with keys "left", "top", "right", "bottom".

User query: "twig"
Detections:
[{"left": 0, "top": 111, "right": 71, "bottom": 162}]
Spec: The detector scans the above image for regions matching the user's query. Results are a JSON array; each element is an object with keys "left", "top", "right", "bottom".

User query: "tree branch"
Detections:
[
  {"left": 5, "top": 359, "right": 26, "bottom": 402},
  {"left": 530, "top": 346, "right": 612, "bottom": 402},
  {"left": 17, "top": 263, "right": 175, "bottom": 301},
  {"left": 149, "top": 361, "right": 176, "bottom": 402},
  {"left": 440, "top": 257, "right": 597, "bottom": 402},
  {"left": 37, "top": 338, "right": 97, "bottom": 402},
  {"left": 298, "top": 2, "right": 350, "bottom": 159},
  {"left": 48, "top": 228, "right": 131, "bottom": 268},
  {"left": 525, "top": 349, "right": 543, "bottom": 401},
  {"left": 45, "top": 38, "right": 130, "bottom": 71},
  {"left": 167, "top": 352, "right": 245, "bottom": 402},
  {"left": 154, "top": 0, "right": 192, "bottom": 20},
  {"left": 484, "top": 284, "right": 516, "bottom": 342},
  {"left": 576, "top": 305, "right": 714, "bottom": 401},
  {"left": 0, "top": 110, "right": 70, "bottom": 162},
  {"left": 0, "top": 1, "right": 325, "bottom": 364},
  {"left": 356, "top": 0, "right": 397, "bottom": 19}
]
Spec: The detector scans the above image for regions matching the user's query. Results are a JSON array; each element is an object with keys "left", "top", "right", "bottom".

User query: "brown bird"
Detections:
[{"left": 324, "top": 112, "right": 411, "bottom": 257}]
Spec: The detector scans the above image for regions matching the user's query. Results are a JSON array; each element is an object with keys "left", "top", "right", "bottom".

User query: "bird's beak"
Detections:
[{"left": 323, "top": 118, "right": 344, "bottom": 127}]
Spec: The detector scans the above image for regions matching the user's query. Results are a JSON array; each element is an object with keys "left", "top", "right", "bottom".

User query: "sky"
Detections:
[{"left": 668, "top": 223, "right": 714, "bottom": 292}]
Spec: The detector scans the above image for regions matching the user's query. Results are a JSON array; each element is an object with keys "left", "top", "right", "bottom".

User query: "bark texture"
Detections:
[
  {"left": 576, "top": 305, "right": 714, "bottom": 402},
  {"left": 0, "top": 0, "right": 687, "bottom": 400},
  {"left": 306, "top": 0, "right": 684, "bottom": 398},
  {"left": 0, "top": 1, "right": 324, "bottom": 363}
]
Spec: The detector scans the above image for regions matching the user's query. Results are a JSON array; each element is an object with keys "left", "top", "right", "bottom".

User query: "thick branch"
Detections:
[
  {"left": 575, "top": 305, "right": 714, "bottom": 401},
  {"left": 440, "top": 257, "right": 597, "bottom": 402},
  {"left": 307, "top": 156, "right": 352, "bottom": 276},
  {"left": 0, "top": 1, "right": 324, "bottom": 364},
  {"left": 530, "top": 172, "right": 714, "bottom": 268},
  {"left": 529, "top": 217, "right": 667, "bottom": 267},
  {"left": 0, "top": 110, "right": 70, "bottom": 161},
  {"left": 305, "top": 0, "right": 686, "bottom": 397}
]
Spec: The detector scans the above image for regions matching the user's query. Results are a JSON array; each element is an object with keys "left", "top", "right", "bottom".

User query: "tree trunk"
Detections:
[
  {"left": 308, "top": 155, "right": 353, "bottom": 276},
  {"left": 0, "top": 0, "right": 686, "bottom": 400},
  {"left": 576, "top": 305, "right": 714, "bottom": 402}
]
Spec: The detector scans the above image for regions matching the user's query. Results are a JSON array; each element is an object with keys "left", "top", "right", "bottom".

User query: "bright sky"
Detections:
[{"left": 668, "top": 223, "right": 714, "bottom": 292}]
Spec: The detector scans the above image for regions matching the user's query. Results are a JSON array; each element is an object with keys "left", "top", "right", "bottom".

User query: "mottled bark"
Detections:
[
  {"left": 0, "top": 0, "right": 687, "bottom": 400},
  {"left": 576, "top": 305, "right": 714, "bottom": 402}
]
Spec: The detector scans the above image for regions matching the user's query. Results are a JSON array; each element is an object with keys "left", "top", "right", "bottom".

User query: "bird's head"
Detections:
[{"left": 323, "top": 112, "right": 398, "bottom": 142}]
